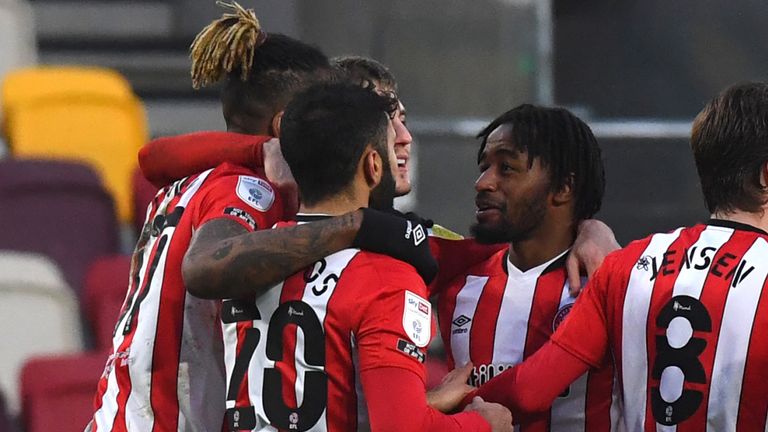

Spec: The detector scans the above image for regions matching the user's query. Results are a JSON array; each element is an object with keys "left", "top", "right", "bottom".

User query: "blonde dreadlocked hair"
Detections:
[
  {"left": 188, "top": 2, "right": 329, "bottom": 134},
  {"left": 190, "top": 1, "right": 267, "bottom": 89}
]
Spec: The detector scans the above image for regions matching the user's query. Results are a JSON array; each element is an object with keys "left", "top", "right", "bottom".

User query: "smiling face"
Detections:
[
  {"left": 471, "top": 123, "right": 553, "bottom": 244},
  {"left": 391, "top": 101, "right": 413, "bottom": 196}
]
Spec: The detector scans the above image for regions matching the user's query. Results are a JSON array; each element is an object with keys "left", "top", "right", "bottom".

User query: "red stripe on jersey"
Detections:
[
  {"left": 322, "top": 275, "right": 358, "bottom": 432},
  {"left": 736, "top": 272, "right": 768, "bottom": 429},
  {"left": 469, "top": 280, "right": 504, "bottom": 365},
  {"left": 520, "top": 268, "right": 566, "bottom": 432},
  {"left": 643, "top": 226, "right": 706, "bottom": 431},
  {"left": 437, "top": 278, "right": 462, "bottom": 369},
  {"left": 676, "top": 234, "right": 755, "bottom": 432},
  {"left": 523, "top": 269, "right": 566, "bottom": 358}
]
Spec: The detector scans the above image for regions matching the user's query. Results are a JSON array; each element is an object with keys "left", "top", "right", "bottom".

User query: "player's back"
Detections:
[
  {"left": 90, "top": 162, "right": 283, "bottom": 432},
  {"left": 222, "top": 219, "right": 432, "bottom": 432},
  {"left": 602, "top": 220, "right": 768, "bottom": 431}
]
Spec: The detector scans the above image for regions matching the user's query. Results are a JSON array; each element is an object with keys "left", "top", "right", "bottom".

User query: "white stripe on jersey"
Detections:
[
  {"left": 492, "top": 257, "right": 551, "bottom": 364},
  {"left": 450, "top": 276, "right": 488, "bottom": 365},
  {"left": 621, "top": 228, "right": 683, "bottom": 432},
  {"left": 657, "top": 226, "right": 733, "bottom": 432},
  {"left": 298, "top": 249, "right": 359, "bottom": 432},
  {"left": 551, "top": 279, "right": 586, "bottom": 432},
  {"left": 706, "top": 237, "right": 768, "bottom": 432}
]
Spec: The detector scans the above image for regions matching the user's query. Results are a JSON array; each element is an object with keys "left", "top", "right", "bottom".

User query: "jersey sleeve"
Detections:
[
  {"left": 190, "top": 170, "right": 284, "bottom": 233},
  {"left": 138, "top": 133, "right": 267, "bottom": 187},
  {"left": 549, "top": 256, "right": 613, "bottom": 368},
  {"left": 354, "top": 259, "right": 433, "bottom": 381}
]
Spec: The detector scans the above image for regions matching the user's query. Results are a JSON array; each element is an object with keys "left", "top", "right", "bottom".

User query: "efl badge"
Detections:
[
  {"left": 236, "top": 176, "right": 275, "bottom": 212},
  {"left": 403, "top": 291, "right": 431, "bottom": 347}
]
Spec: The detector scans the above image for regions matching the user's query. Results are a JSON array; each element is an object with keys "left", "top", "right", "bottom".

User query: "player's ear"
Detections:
[
  {"left": 362, "top": 146, "right": 383, "bottom": 188},
  {"left": 761, "top": 161, "right": 768, "bottom": 187},
  {"left": 270, "top": 111, "right": 284, "bottom": 138},
  {"left": 552, "top": 174, "right": 575, "bottom": 207}
]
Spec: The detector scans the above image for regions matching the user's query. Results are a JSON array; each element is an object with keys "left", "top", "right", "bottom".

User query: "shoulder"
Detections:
[
  {"left": 345, "top": 251, "right": 428, "bottom": 292},
  {"left": 197, "top": 163, "right": 277, "bottom": 211}
]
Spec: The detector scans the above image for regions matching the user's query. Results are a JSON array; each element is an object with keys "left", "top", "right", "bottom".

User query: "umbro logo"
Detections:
[
  {"left": 452, "top": 315, "right": 472, "bottom": 327},
  {"left": 404, "top": 221, "right": 427, "bottom": 246}
]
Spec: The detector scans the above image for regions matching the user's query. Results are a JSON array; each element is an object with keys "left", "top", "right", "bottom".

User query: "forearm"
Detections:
[
  {"left": 364, "top": 367, "right": 490, "bottom": 432},
  {"left": 470, "top": 341, "right": 590, "bottom": 418},
  {"left": 184, "top": 211, "right": 361, "bottom": 299}
]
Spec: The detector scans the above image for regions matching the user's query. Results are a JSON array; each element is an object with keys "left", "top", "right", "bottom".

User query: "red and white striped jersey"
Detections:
[
  {"left": 221, "top": 217, "right": 434, "bottom": 432},
  {"left": 438, "top": 247, "right": 620, "bottom": 432},
  {"left": 89, "top": 162, "right": 284, "bottom": 432},
  {"left": 553, "top": 219, "right": 768, "bottom": 431}
]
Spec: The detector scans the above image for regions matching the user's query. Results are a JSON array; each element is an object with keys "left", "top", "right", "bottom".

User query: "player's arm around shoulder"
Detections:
[{"left": 181, "top": 167, "right": 285, "bottom": 299}]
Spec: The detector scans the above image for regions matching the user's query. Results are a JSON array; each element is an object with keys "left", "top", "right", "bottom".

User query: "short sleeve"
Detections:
[
  {"left": 190, "top": 171, "right": 284, "bottom": 232},
  {"left": 550, "top": 258, "right": 612, "bottom": 368},
  {"left": 355, "top": 261, "right": 432, "bottom": 382}
]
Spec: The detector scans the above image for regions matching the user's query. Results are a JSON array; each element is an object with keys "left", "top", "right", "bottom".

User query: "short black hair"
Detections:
[
  {"left": 477, "top": 104, "right": 605, "bottom": 222},
  {"left": 280, "top": 82, "right": 398, "bottom": 206},
  {"left": 332, "top": 56, "right": 398, "bottom": 93},
  {"left": 221, "top": 34, "right": 331, "bottom": 132},
  {"left": 692, "top": 82, "right": 768, "bottom": 214}
]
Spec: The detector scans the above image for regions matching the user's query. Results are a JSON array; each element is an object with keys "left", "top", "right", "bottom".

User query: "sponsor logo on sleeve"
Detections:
[
  {"left": 396, "top": 338, "right": 426, "bottom": 363},
  {"left": 236, "top": 176, "right": 275, "bottom": 212},
  {"left": 403, "top": 291, "right": 431, "bottom": 347},
  {"left": 224, "top": 207, "right": 258, "bottom": 230}
]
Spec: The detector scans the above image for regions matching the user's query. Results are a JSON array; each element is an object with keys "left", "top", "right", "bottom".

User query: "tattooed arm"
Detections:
[{"left": 182, "top": 212, "right": 362, "bottom": 299}]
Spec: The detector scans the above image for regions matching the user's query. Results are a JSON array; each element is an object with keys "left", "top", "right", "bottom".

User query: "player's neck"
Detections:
[
  {"left": 507, "top": 220, "right": 575, "bottom": 272},
  {"left": 711, "top": 210, "right": 768, "bottom": 234},
  {"left": 300, "top": 191, "right": 368, "bottom": 216}
]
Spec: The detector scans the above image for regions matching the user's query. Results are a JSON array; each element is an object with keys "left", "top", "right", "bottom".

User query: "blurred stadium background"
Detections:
[{"left": 0, "top": 0, "right": 766, "bottom": 430}]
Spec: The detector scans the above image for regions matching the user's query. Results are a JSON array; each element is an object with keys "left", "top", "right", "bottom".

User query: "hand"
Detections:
[
  {"left": 263, "top": 138, "right": 299, "bottom": 218},
  {"left": 464, "top": 396, "right": 513, "bottom": 432},
  {"left": 352, "top": 208, "right": 438, "bottom": 284},
  {"left": 566, "top": 219, "right": 620, "bottom": 295},
  {"left": 427, "top": 362, "right": 475, "bottom": 413}
]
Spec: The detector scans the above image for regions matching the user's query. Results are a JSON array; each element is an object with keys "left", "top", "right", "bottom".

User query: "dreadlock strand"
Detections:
[{"left": 189, "top": 1, "right": 265, "bottom": 89}]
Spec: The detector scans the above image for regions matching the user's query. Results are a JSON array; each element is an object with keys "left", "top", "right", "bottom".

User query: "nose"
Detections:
[
  {"left": 475, "top": 168, "right": 497, "bottom": 192},
  {"left": 393, "top": 117, "right": 412, "bottom": 146}
]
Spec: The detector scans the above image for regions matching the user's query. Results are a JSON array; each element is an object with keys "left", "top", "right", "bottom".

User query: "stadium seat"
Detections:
[
  {"left": 132, "top": 167, "right": 158, "bottom": 235},
  {"left": 20, "top": 351, "right": 105, "bottom": 432},
  {"left": 0, "top": 158, "right": 120, "bottom": 294},
  {"left": 1, "top": 66, "right": 148, "bottom": 222},
  {"left": 0, "top": 251, "right": 84, "bottom": 415},
  {"left": 82, "top": 255, "right": 131, "bottom": 351}
]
